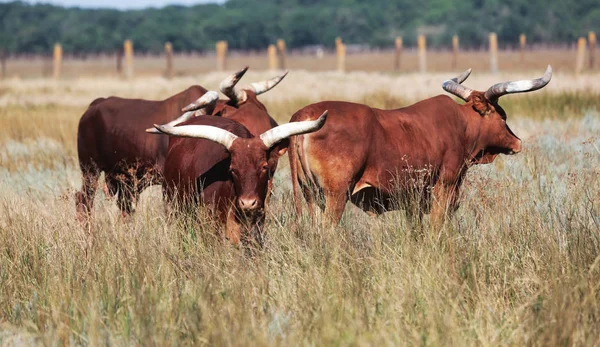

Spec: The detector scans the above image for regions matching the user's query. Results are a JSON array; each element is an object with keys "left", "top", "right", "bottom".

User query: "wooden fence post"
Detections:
[
  {"left": 165, "top": 42, "right": 173, "bottom": 79},
  {"left": 451, "top": 35, "right": 459, "bottom": 69},
  {"left": 124, "top": 39, "right": 133, "bottom": 79},
  {"left": 575, "top": 37, "right": 587, "bottom": 75},
  {"left": 417, "top": 34, "right": 426, "bottom": 73},
  {"left": 336, "top": 39, "right": 346, "bottom": 73},
  {"left": 519, "top": 34, "right": 526, "bottom": 64},
  {"left": 489, "top": 32, "right": 498, "bottom": 74},
  {"left": 53, "top": 43, "right": 62, "bottom": 79},
  {"left": 589, "top": 31, "right": 596, "bottom": 69},
  {"left": 268, "top": 44, "right": 278, "bottom": 71},
  {"left": 394, "top": 37, "right": 403, "bottom": 71},
  {"left": 216, "top": 40, "right": 228, "bottom": 71},
  {"left": 0, "top": 48, "right": 5, "bottom": 79},
  {"left": 277, "top": 39, "right": 286, "bottom": 70}
]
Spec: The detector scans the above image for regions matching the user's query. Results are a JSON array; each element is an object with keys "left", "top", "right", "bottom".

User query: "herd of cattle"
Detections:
[{"left": 75, "top": 65, "right": 552, "bottom": 246}]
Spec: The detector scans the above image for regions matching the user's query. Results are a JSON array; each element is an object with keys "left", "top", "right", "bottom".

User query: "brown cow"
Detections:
[
  {"left": 75, "top": 68, "right": 285, "bottom": 220},
  {"left": 153, "top": 110, "right": 328, "bottom": 246},
  {"left": 288, "top": 66, "right": 552, "bottom": 225},
  {"left": 146, "top": 67, "right": 289, "bottom": 206}
]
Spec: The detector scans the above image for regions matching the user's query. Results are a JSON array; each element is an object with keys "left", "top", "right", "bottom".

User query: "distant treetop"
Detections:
[{"left": 0, "top": 0, "right": 598, "bottom": 54}]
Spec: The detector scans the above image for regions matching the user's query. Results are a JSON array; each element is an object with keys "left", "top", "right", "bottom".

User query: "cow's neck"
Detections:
[{"left": 460, "top": 103, "right": 490, "bottom": 163}]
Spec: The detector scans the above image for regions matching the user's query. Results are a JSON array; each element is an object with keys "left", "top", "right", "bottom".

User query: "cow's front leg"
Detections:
[
  {"left": 225, "top": 207, "right": 242, "bottom": 245},
  {"left": 324, "top": 188, "right": 348, "bottom": 225},
  {"left": 430, "top": 183, "right": 460, "bottom": 228}
]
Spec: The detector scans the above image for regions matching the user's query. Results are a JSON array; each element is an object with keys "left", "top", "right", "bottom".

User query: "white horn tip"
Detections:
[
  {"left": 544, "top": 65, "right": 553, "bottom": 79},
  {"left": 315, "top": 110, "right": 328, "bottom": 127},
  {"left": 235, "top": 66, "right": 250, "bottom": 77},
  {"left": 145, "top": 127, "right": 160, "bottom": 134},
  {"left": 181, "top": 91, "right": 219, "bottom": 112}
]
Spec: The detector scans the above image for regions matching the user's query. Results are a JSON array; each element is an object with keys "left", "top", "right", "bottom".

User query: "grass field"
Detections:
[{"left": 0, "top": 68, "right": 599, "bottom": 345}]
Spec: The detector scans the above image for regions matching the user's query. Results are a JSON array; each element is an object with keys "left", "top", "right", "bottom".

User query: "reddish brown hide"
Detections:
[
  {"left": 159, "top": 106, "right": 327, "bottom": 246},
  {"left": 288, "top": 66, "right": 551, "bottom": 225},
  {"left": 75, "top": 66, "right": 286, "bottom": 221},
  {"left": 75, "top": 85, "right": 218, "bottom": 219}
]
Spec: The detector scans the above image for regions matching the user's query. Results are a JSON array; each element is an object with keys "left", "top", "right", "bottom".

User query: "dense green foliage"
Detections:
[{"left": 1, "top": 0, "right": 599, "bottom": 54}]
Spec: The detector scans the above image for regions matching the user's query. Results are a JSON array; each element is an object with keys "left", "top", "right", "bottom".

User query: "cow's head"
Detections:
[
  {"left": 144, "top": 67, "right": 287, "bottom": 133},
  {"left": 442, "top": 66, "right": 552, "bottom": 164},
  {"left": 152, "top": 111, "right": 328, "bottom": 244}
]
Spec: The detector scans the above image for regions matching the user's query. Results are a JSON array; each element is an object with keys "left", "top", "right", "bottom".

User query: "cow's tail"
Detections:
[{"left": 289, "top": 134, "right": 303, "bottom": 217}]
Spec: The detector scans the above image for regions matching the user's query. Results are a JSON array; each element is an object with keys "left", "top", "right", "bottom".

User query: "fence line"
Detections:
[
  {"left": 124, "top": 39, "right": 133, "bottom": 79},
  {"left": 53, "top": 43, "right": 62, "bottom": 79},
  {"left": 165, "top": 42, "right": 173, "bottom": 79},
  {"left": 216, "top": 40, "right": 227, "bottom": 71},
  {"left": 519, "top": 34, "right": 526, "bottom": 64},
  {"left": 394, "top": 37, "right": 402, "bottom": 72},
  {"left": 489, "top": 33, "right": 498, "bottom": 74},
  {"left": 2, "top": 35, "right": 598, "bottom": 79},
  {"left": 277, "top": 39, "right": 286, "bottom": 70},
  {"left": 336, "top": 37, "right": 346, "bottom": 72},
  {"left": 417, "top": 34, "right": 426, "bottom": 73}
]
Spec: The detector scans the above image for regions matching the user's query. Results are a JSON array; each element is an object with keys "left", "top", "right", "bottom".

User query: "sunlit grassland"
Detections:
[{"left": 0, "top": 72, "right": 599, "bottom": 345}]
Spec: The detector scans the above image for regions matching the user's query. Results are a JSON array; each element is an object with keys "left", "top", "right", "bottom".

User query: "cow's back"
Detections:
[
  {"left": 77, "top": 86, "right": 208, "bottom": 172},
  {"left": 372, "top": 95, "right": 467, "bottom": 175}
]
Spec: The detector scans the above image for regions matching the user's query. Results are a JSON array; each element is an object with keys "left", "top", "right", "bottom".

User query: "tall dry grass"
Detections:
[{"left": 0, "top": 71, "right": 599, "bottom": 345}]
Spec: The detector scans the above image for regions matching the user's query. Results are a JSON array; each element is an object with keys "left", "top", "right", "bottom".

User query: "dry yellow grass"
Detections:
[{"left": 0, "top": 69, "right": 599, "bottom": 345}]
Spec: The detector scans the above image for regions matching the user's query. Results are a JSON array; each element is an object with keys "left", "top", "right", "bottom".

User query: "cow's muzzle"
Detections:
[
  {"left": 507, "top": 140, "right": 522, "bottom": 155},
  {"left": 238, "top": 197, "right": 261, "bottom": 212}
]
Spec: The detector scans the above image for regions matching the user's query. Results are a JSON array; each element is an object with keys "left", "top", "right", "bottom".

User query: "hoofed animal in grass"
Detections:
[
  {"left": 154, "top": 110, "right": 328, "bottom": 246},
  {"left": 288, "top": 66, "right": 552, "bottom": 224},
  {"left": 75, "top": 68, "right": 285, "bottom": 220}
]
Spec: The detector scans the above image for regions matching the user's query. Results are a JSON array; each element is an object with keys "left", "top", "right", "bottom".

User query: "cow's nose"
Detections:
[
  {"left": 511, "top": 140, "right": 522, "bottom": 154},
  {"left": 238, "top": 197, "right": 259, "bottom": 211}
]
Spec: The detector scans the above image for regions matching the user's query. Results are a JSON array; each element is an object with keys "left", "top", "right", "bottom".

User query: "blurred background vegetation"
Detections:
[{"left": 1, "top": 0, "right": 599, "bottom": 54}]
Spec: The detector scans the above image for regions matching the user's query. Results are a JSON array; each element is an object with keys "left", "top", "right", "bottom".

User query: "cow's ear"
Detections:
[
  {"left": 270, "top": 138, "right": 289, "bottom": 158},
  {"left": 472, "top": 94, "right": 491, "bottom": 116}
]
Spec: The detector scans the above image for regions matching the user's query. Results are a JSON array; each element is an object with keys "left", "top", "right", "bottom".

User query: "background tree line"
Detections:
[{"left": 1, "top": 0, "right": 599, "bottom": 55}]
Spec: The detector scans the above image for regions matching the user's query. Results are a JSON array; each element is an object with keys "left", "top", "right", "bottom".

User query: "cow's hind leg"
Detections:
[
  {"left": 75, "top": 164, "right": 100, "bottom": 222},
  {"left": 106, "top": 173, "right": 136, "bottom": 217}
]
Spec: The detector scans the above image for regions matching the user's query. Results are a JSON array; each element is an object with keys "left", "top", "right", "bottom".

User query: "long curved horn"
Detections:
[
  {"left": 220, "top": 66, "right": 249, "bottom": 104},
  {"left": 146, "top": 91, "right": 219, "bottom": 134},
  {"left": 182, "top": 91, "right": 219, "bottom": 113},
  {"left": 248, "top": 71, "right": 288, "bottom": 95},
  {"left": 146, "top": 111, "right": 195, "bottom": 134},
  {"left": 484, "top": 65, "right": 552, "bottom": 101},
  {"left": 260, "top": 110, "right": 328, "bottom": 149},
  {"left": 152, "top": 124, "right": 238, "bottom": 150},
  {"left": 442, "top": 68, "right": 473, "bottom": 101}
]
